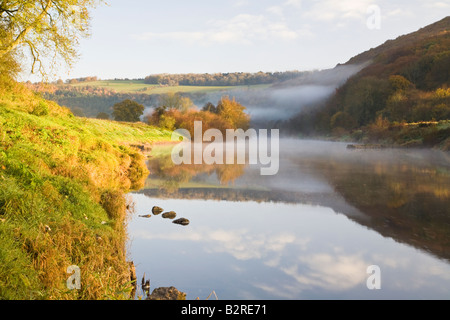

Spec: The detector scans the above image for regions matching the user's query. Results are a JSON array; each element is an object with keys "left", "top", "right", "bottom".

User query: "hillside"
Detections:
[
  {"left": 0, "top": 76, "right": 173, "bottom": 299},
  {"left": 287, "top": 16, "right": 450, "bottom": 149},
  {"left": 29, "top": 80, "right": 269, "bottom": 118},
  {"left": 346, "top": 16, "right": 450, "bottom": 67}
]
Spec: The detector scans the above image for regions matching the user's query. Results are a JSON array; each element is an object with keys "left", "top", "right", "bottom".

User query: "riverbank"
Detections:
[
  {"left": 0, "top": 77, "right": 173, "bottom": 299},
  {"left": 320, "top": 120, "right": 450, "bottom": 151}
]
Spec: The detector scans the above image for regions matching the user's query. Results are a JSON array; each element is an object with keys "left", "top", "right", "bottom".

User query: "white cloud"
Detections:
[
  {"left": 266, "top": 6, "right": 285, "bottom": 17},
  {"left": 133, "top": 13, "right": 308, "bottom": 46},
  {"left": 385, "top": 8, "right": 414, "bottom": 18},
  {"left": 233, "top": 0, "right": 250, "bottom": 8},
  {"left": 284, "top": 0, "right": 303, "bottom": 9},
  {"left": 133, "top": 227, "right": 303, "bottom": 261},
  {"left": 303, "top": 0, "right": 374, "bottom": 23},
  {"left": 423, "top": 1, "right": 450, "bottom": 9},
  {"left": 281, "top": 253, "right": 368, "bottom": 291}
]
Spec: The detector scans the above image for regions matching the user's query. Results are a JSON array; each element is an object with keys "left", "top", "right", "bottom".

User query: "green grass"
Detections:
[
  {"left": 0, "top": 77, "right": 174, "bottom": 300},
  {"left": 70, "top": 79, "right": 270, "bottom": 94}
]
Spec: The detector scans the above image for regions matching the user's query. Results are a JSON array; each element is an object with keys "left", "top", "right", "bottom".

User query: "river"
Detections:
[{"left": 127, "top": 139, "right": 450, "bottom": 300}]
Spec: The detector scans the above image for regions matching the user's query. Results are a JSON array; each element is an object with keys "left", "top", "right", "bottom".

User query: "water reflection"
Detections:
[{"left": 128, "top": 139, "right": 450, "bottom": 299}]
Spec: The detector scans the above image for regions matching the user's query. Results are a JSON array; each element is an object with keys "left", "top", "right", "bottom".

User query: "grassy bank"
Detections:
[{"left": 0, "top": 76, "right": 173, "bottom": 299}]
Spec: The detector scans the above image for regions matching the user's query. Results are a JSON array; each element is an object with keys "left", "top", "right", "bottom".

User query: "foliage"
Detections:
[
  {"left": 144, "top": 70, "right": 308, "bottom": 86},
  {"left": 0, "top": 48, "right": 21, "bottom": 78},
  {"left": 215, "top": 96, "right": 251, "bottom": 130},
  {"left": 389, "top": 75, "right": 414, "bottom": 93},
  {"left": 330, "top": 111, "right": 357, "bottom": 131},
  {"left": 147, "top": 95, "right": 250, "bottom": 136},
  {"left": 112, "top": 99, "right": 145, "bottom": 122},
  {"left": 30, "top": 101, "right": 49, "bottom": 116},
  {"left": 0, "top": 0, "right": 104, "bottom": 79},
  {"left": 96, "top": 112, "right": 109, "bottom": 120},
  {"left": 160, "top": 92, "right": 193, "bottom": 112}
]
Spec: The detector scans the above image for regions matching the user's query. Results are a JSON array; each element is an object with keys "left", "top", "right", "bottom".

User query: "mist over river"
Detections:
[{"left": 127, "top": 139, "right": 450, "bottom": 299}]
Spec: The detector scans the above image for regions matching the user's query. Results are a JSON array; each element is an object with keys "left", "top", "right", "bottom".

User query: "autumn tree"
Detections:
[
  {"left": 0, "top": 0, "right": 104, "bottom": 79},
  {"left": 389, "top": 75, "right": 413, "bottom": 93},
  {"left": 112, "top": 99, "right": 145, "bottom": 122},
  {"left": 216, "top": 96, "right": 250, "bottom": 130}
]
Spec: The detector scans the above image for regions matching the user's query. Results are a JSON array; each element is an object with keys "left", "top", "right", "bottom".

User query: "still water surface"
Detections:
[{"left": 127, "top": 139, "right": 450, "bottom": 300}]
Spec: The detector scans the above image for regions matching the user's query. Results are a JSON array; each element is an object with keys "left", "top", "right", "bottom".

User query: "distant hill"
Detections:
[
  {"left": 345, "top": 16, "right": 450, "bottom": 67},
  {"left": 344, "top": 15, "right": 450, "bottom": 89},
  {"left": 288, "top": 16, "right": 450, "bottom": 149}
]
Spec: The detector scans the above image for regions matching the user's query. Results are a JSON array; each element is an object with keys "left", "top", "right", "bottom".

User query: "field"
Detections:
[{"left": 70, "top": 79, "right": 270, "bottom": 94}]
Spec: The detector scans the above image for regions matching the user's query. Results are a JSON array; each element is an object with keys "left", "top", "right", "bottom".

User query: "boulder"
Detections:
[
  {"left": 152, "top": 206, "right": 164, "bottom": 215},
  {"left": 162, "top": 211, "right": 177, "bottom": 219},
  {"left": 147, "top": 286, "right": 186, "bottom": 300},
  {"left": 173, "top": 218, "right": 190, "bottom": 226}
]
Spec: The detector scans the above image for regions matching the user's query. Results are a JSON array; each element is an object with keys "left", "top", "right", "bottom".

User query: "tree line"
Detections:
[{"left": 144, "top": 71, "right": 308, "bottom": 86}]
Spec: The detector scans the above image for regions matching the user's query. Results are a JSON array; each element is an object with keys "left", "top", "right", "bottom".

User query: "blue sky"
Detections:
[{"left": 27, "top": 0, "right": 450, "bottom": 81}]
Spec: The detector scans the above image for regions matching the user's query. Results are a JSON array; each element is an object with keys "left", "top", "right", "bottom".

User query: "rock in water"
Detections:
[
  {"left": 147, "top": 286, "right": 186, "bottom": 300},
  {"left": 139, "top": 214, "right": 151, "bottom": 218},
  {"left": 152, "top": 206, "right": 164, "bottom": 215},
  {"left": 173, "top": 218, "right": 190, "bottom": 226},
  {"left": 162, "top": 211, "right": 177, "bottom": 219}
]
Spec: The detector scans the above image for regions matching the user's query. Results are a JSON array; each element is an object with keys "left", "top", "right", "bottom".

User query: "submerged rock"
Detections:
[
  {"left": 173, "top": 218, "right": 190, "bottom": 226},
  {"left": 139, "top": 214, "right": 152, "bottom": 218},
  {"left": 152, "top": 206, "right": 164, "bottom": 215},
  {"left": 147, "top": 286, "right": 186, "bottom": 300},
  {"left": 162, "top": 211, "right": 177, "bottom": 219}
]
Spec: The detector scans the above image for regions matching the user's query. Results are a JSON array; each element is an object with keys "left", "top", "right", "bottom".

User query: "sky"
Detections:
[{"left": 23, "top": 0, "right": 450, "bottom": 81}]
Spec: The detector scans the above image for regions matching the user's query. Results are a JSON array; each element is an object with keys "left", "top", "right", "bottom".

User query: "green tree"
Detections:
[
  {"left": 389, "top": 75, "right": 413, "bottom": 93},
  {"left": 160, "top": 92, "right": 193, "bottom": 112},
  {"left": 202, "top": 102, "right": 217, "bottom": 113},
  {"left": 343, "top": 77, "right": 390, "bottom": 126},
  {"left": 0, "top": 0, "right": 103, "bottom": 79},
  {"left": 330, "top": 111, "right": 357, "bottom": 130},
  {"left": 112, "top": 99, "right": 145, "bottom": 122},
  {"left": 96, "top": 112, "right": 110, "bottom": 120}
]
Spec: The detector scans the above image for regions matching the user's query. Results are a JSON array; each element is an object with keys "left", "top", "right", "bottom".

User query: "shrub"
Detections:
[
  {"left": 330, "top": 111, "right": 357, "bottom": 130},
  {"left": 31, "top": 101, "right": 49, "bottom": 116},
  {"left": 100, "top": 189, "right": 127, "bottom": 223},
  {"left": 112, "top": 99, "right": 144, "bottom": 122}
]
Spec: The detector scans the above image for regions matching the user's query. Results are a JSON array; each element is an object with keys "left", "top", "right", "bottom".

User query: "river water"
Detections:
[{"left": 127, "top": 139, "right": 450, "bottom": 300}]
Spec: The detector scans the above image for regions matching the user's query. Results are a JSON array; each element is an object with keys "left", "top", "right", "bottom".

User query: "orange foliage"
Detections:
[{"left": 146, "top": 96, "right": 251, "bottom": 136}]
